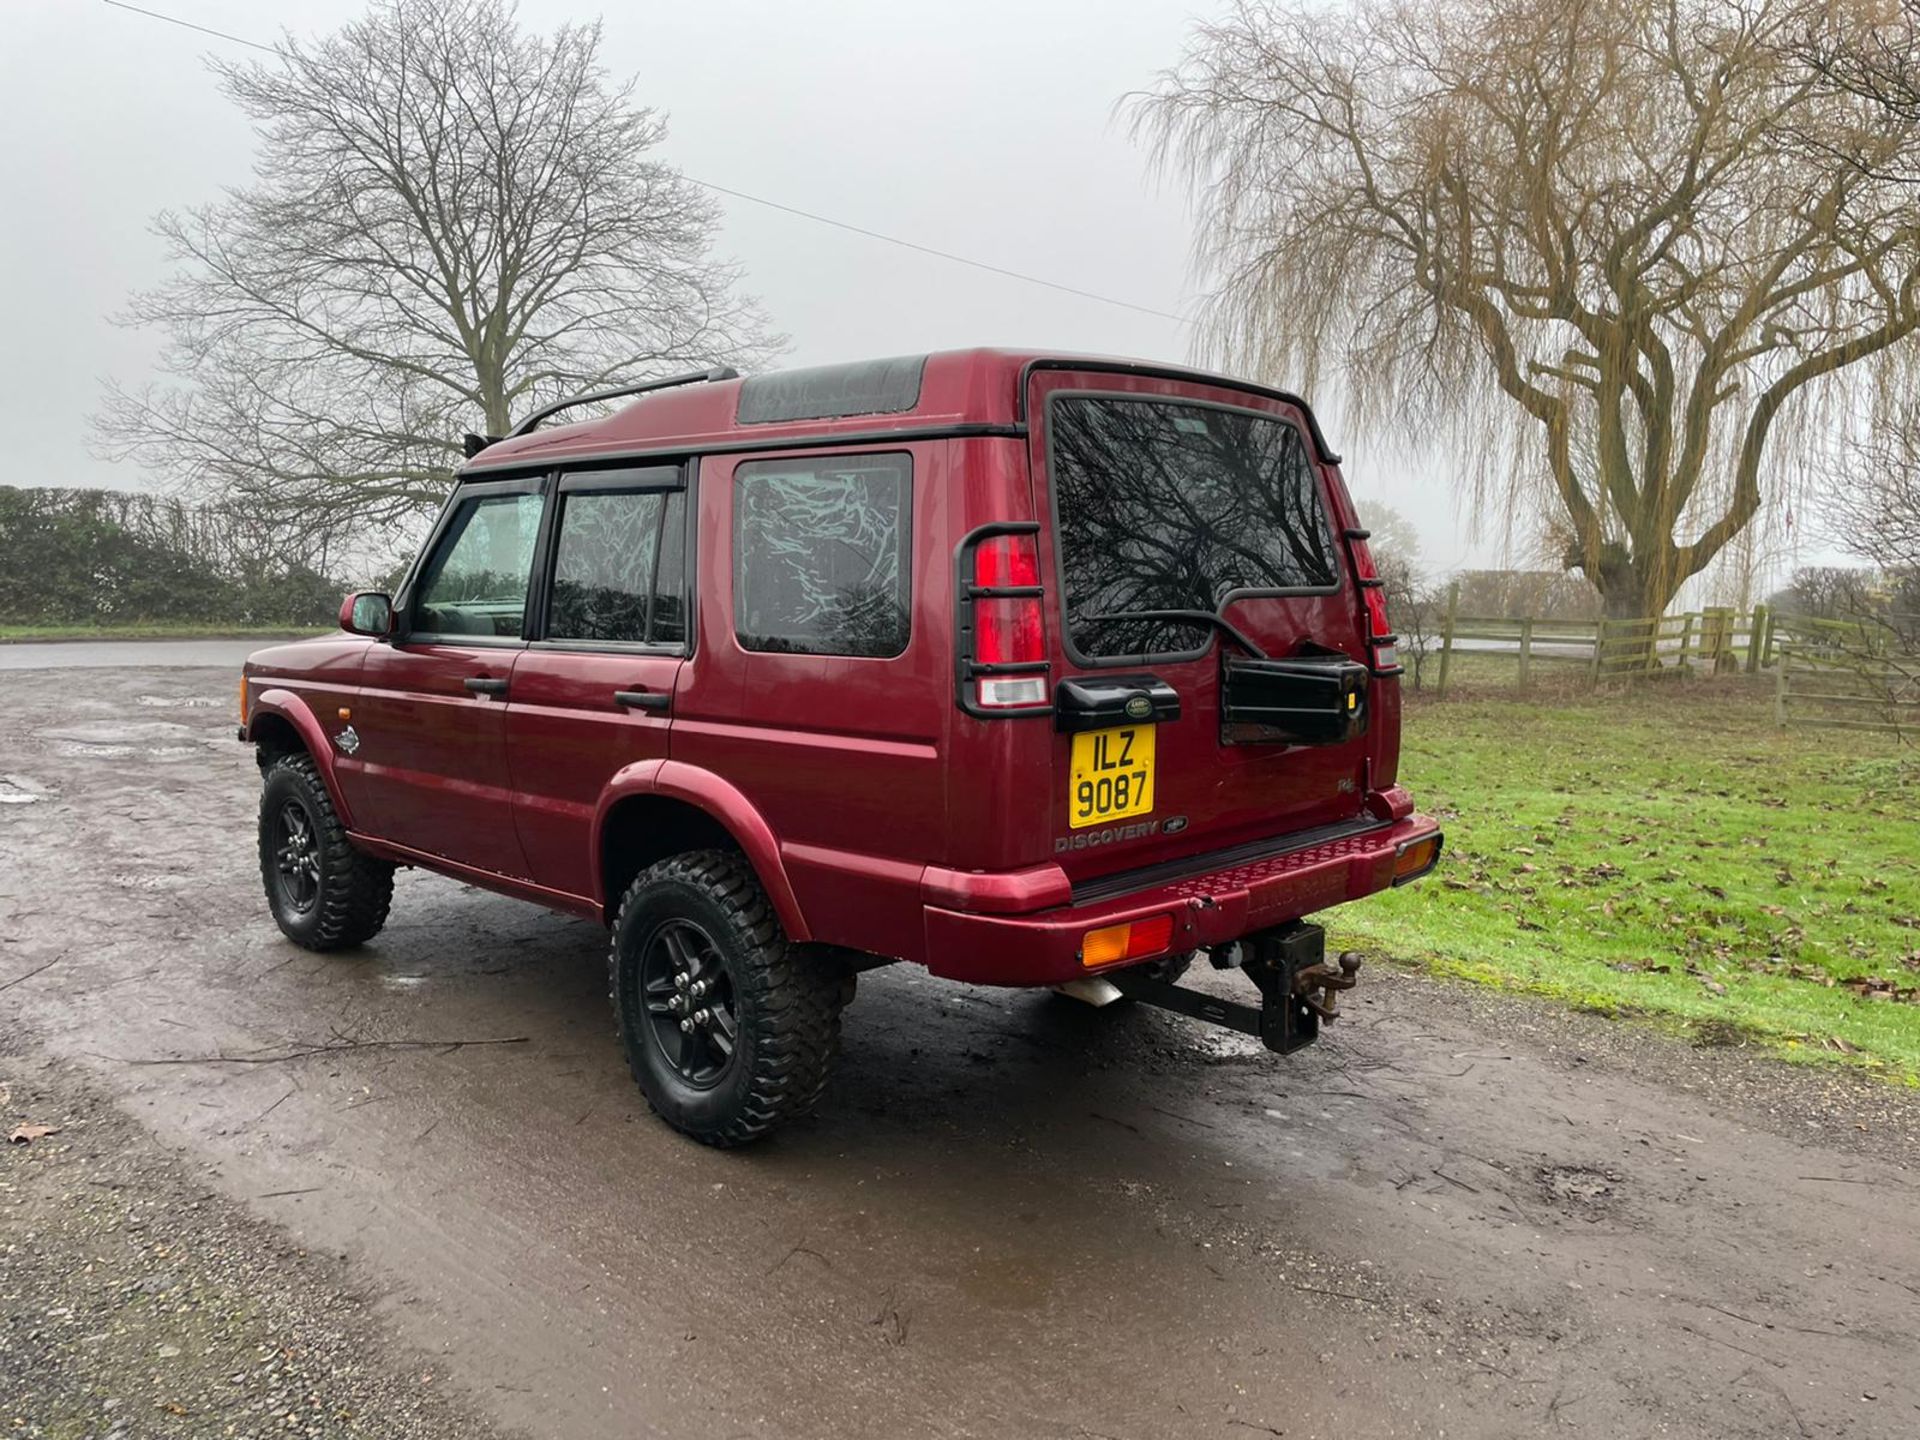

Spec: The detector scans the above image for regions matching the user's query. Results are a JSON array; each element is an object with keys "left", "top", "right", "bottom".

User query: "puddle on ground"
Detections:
[
  {"left": 39, "top": 720, "right": 212, "bottom": 762},
  {"left": 1536, "top": 1163, "right": 1623, "bottom": 1216},
  {"left": 136, "top": 695, "right": 223, "bottom": 709},
  {"left": 0, "top": 774, "right": 45, "bottom": 805}
]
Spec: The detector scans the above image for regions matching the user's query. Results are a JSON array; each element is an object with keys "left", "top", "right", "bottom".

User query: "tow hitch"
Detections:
[{"left": 1108, "top": 921, "right": 1358, "bottom": 1055}]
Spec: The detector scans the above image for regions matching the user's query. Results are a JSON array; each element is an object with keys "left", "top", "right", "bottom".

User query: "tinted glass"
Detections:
[
  {"left": 652, "top": 491, "right": 688, "bottom": 646},
  {"left": 1050, "top": 397, "right": 1337, "bottom": 658},
  {"left": 413, "top": 492, "right": 544, "bottom": 638},
  {"left": 734, "top": 453, "right": 911, "bottom": 658},
  {"left": 549, "top": 491, "right": 667, "bottom": 644}
]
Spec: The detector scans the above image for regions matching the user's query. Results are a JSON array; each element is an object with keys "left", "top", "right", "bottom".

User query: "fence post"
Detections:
[
  {"left": 1518, "top": 616, "right": 1533, "bottom": 691},
  {"left": 1774, "top": 649, "right": 1788, "bottom": 727},
  {"left": 1589, "top": 617, "right": 1607, "bottom": 690},
  {"left": 1436, "top": 581, "right": 1459, "bottom": 696},
  {"left": 1746, "top": 604, "right": 1768, "bottom": 673},
  {"left": 1677, "top": 612, "right": 1695, "bottom": 673}
]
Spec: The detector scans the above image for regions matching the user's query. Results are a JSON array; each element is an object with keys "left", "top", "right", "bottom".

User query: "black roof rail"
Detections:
[{"left": 505, "top": 366, "right": 741, "bottom": 440}]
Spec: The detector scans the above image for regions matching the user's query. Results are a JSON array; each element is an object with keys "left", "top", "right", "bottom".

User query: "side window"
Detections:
[
  {"left": 413, "top": 492, "right": 545, "bottom": 639},
  {"left": 734, "top": 453, "right": 911, "bottom": 659},
  {"left": 548, "top": 487, "right": 686, "bottom": 646}
]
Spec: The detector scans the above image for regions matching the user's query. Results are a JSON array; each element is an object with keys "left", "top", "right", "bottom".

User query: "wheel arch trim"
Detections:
[
  {"left": 246, "top": 689, "right": 355, "bottom": 829},
  {"left": 590, "top": 760, "right": 812, "bottom": 941}
]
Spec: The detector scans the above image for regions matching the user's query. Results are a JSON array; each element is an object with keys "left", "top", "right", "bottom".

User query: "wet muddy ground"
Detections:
[{"left": 2, "top": 657, "right": 1917, "bottom": 1439}]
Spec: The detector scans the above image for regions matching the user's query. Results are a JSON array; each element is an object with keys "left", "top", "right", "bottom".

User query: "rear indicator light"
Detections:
[
  {"left": 1080, "top": 912, "right": 1176, "bottom": 968},
  {"left": 962, "top": 529, "right": 1050, "bottom": 712},
  {"left": 1393, "top": 833, "right": 1443, "bottom": 885}
]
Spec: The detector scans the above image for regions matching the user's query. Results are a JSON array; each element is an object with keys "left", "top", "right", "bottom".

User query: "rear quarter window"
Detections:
[
  {"left": 1049, "top": 395, "right": 1338, "bottom": 659},
  {"left": 733, "top": 453, "right": 912, "bottom": 659}
]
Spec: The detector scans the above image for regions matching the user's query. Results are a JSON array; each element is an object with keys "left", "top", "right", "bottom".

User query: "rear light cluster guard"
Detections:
[
  {"left": 1343, "top": 527, "right": 1402, "bottom": 677},
  {"left": 955, "top": 520, "right": 1052, "bottom": 717}
]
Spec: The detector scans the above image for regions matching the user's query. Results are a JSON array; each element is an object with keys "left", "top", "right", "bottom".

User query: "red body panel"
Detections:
[{"left": 243, "top": 349, "right": 1432, "bottom": 985}]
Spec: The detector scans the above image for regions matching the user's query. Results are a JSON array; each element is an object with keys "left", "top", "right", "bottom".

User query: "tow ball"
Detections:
[{"left": 1107, "top": 921, "right": 1358, "bottom": 1055}]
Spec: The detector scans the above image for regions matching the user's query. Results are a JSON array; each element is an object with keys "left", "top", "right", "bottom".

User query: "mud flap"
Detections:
[{"left": 1107, "top": 922, "right": 1357, "bottom": 1056}]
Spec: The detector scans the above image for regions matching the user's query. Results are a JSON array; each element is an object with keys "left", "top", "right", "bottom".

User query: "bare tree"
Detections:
[
  {"left": 1133, "top": 0, "right": 1920, "bottom": 620},
  {"left": 1376, "top": 551, "right": 1444, "bottom": 689},
  {"left": 1352, "top": 498, "right": 1422, "bottom": 572},
  {"left": 97, "top": 0, "right": 779, "bottom": 552}
]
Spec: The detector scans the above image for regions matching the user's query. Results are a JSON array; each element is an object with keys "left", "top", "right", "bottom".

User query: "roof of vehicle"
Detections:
[{"left": 458, "top": 348, "right": 1339, "bottom": 476}]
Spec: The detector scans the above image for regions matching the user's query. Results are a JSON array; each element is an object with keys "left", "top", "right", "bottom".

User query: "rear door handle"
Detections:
[
  {"left": 613, "top": 689, "right": 671, "bottom": 713},
  {"left": 464, "top": 676, "right": 510, "bottom": 696}
]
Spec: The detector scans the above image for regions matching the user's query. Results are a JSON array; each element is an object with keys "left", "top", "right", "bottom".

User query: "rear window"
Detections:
[{"left": 1048, "top": 395, "right": 1338, "bottom": 659}]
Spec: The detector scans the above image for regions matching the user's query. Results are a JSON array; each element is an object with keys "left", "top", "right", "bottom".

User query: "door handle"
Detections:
[
  {"left": 613, "top": 689, "right": 671, "bottom": 713},
  {"left": 464, "top": 676, "right": 510, "bottom": 696}
]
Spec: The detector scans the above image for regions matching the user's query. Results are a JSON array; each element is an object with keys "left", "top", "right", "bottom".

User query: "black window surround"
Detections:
[
  {"left": 393, "top": 467, "right": 698, "bottom": 657},
  {"left": 531, "top": 463, "right": 695, "bottom": 657},
  {"left": 398, "top": 476, "right": 549, "bottom": 649}
]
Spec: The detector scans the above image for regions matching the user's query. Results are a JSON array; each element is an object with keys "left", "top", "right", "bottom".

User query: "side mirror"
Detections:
[{"left": 339, "top": 591, "right": 394, "bottom": 638}]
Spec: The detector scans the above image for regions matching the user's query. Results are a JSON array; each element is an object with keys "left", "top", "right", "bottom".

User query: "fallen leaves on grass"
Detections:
[{"left": 8, "top": 1123, "right": 59, "bottom": 1144}]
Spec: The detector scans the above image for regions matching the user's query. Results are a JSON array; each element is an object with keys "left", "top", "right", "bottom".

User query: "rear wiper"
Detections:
[{"left": 1081, "top": 609, "right": 1268, "bottom": 659}]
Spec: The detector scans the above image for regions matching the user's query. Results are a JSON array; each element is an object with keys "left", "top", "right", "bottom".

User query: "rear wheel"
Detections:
[
  {"left": 258, "top": 754, "right": 394, "bottom": 950},
  {"left": 609, "top": 850, "right": 844, "bottom": 1147}
]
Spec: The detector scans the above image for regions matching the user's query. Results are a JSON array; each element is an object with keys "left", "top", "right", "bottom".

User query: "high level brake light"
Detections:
[
  {"left": 1344, "top": 530, "right": 1401, "bottom": 675},
  {"left": 966, "top": 531, "right": 1050, "bottom": 710}
]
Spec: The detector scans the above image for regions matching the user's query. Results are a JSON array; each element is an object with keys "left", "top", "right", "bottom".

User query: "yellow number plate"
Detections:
[{"left": 1069, "top": 725, "right": 1155, "bottom": 829}]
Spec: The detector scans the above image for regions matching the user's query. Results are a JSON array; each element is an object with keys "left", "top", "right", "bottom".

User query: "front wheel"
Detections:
[
  {"left": 257, "top": 753, "right": 394, "bottom": 950},
  {"left": 609, "top": 850, "right": 845, "bottom": 1147}
]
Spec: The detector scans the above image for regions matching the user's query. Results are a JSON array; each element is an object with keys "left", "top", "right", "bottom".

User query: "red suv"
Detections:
[{"left": 241, "top": 350, "right": 1441, "bottom": 1145}]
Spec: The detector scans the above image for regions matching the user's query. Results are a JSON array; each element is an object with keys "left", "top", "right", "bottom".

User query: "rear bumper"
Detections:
[{"left": 921, "top": 815, "right": 1441, "bottom": 986}]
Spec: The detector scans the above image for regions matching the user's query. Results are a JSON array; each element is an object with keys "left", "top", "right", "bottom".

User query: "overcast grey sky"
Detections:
[{"left": 0, "top": 0, "right": 1629, "bottom": 578}]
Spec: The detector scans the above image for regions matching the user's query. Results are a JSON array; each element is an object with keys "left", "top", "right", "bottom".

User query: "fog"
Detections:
[{"left": 1, "top": 0, "right": 1707, "bottom": 579}]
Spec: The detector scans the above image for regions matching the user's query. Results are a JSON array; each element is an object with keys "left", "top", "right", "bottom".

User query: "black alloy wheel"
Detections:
[{"left": 640, "top": 917, "right": 740, "bottom": 1088}]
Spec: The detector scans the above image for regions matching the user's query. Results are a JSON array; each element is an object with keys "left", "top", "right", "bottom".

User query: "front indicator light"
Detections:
[
  {"left": 238, "top": 674, "right": 250, "bottom": 725},
  {"left": 1081, "top": 912, "right": 1176, "bottom": 968},
  {"left": 1393, "top": 833, "right": 1443, "bottom": 885}
]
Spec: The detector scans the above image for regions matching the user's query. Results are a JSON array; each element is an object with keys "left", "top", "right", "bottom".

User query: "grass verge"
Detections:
[
  {"left": 0, "top": 623, "right": 328, "bottom": 643},
  {"left": 1331, "top": 677, "right": 1920, "bottom": 1081}
]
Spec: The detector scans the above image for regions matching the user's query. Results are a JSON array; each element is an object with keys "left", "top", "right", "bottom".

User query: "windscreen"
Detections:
[{"left": 1049, "top": 395, "right": 1339, "bottom": 659}]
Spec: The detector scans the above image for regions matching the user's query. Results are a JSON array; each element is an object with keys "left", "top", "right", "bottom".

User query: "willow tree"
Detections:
[
  {"left": 98, "top": 0, "right": 777, "bottom": 551},
  {"left": 1136, "top": 0, "right": 1920, "bottom": 618}
]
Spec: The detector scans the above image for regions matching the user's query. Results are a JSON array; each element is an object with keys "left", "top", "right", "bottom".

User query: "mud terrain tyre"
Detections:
[
  {"left": 258, "top": 754, "right": 395, "bottom": 951},
  {"left": 609, "top": 849, "right": 844, "bottom": 1147}
]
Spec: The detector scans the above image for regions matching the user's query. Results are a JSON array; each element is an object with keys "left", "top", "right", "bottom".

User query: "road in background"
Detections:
[
  {"left": 2, "top": 664, "right": 1916, "bottom": 1439},
  {"left": 0, "top": 639, "right": 281, "bottom": 670}
]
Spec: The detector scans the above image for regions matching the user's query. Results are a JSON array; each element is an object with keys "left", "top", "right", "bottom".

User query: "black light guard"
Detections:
[{"left": 1221, "top": 653, "right": 1369, "bottom": 745}]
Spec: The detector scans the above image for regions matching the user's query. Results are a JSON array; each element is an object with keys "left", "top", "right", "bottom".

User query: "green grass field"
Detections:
[
  {"left": 0, "top": 623, "right": 328, "bottom": 643},
  {"left": 1333, "top": 677, "right": 1920, "bottom": 1080}
]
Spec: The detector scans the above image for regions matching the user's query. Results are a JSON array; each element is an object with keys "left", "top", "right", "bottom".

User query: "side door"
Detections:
[
  {"left": 345, "top": 477, "right": 547, "bottom": 879},
  {"left": 505, "top": 464, "right": 690, "bottom": 896}
]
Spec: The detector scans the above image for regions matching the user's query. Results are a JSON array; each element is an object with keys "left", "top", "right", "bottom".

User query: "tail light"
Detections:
[
  {"left": 1080, "top": 912, "right": 1176, "bottom": 968},
  {"left": 1345, "top": 529, "right": 1401, "bottom": 676},
  {"left": 957, "top": 523, "right": 1051, "bottom": 714}
]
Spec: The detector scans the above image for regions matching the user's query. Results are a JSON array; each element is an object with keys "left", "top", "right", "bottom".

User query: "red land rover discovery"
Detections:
[{"left": 241, "top": 350, "right": 1442, "bottom": 1145}]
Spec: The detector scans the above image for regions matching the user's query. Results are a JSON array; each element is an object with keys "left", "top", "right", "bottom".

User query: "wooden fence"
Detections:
[
  {"left": 1430, "top": 593, "right": 1776, "bottom": 695},
  {"left": 1773, "top": 624, "right": 1919, "bottom": 736}
]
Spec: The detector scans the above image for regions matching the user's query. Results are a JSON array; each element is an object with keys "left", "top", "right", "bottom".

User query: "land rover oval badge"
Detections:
[{"left": 1124, "top": 694, "right": 1153, "bottom": 721}]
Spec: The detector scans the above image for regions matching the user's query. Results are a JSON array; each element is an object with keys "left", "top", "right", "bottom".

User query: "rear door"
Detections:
[
  {"left": 1028, "top": 370, "right": 1373, "bottom": 889},
  {"left": 505, "top": 465, "right": 689, "bottom": 895}
]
